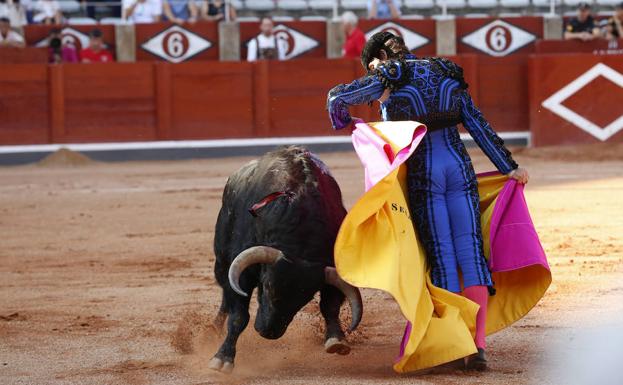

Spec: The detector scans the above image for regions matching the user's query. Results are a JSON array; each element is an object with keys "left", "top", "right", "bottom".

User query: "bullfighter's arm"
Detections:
[
  {"left": 326, "top": 75, "right": 385, "bottom": 130},
  {"left": 459, "top": 91, "right": 518, "bottom": 175}
]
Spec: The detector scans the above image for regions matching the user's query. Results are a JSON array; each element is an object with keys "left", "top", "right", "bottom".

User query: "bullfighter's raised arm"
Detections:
[{"left": 326, "top": 75, "right": 385, "bottom": 130}]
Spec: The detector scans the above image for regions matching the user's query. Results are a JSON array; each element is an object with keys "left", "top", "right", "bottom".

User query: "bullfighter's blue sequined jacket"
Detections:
[{"left": 327, "top": 54, "right": 518, "bottom": 175}]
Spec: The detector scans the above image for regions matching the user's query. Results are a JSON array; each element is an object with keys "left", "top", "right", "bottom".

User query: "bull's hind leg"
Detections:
[
  {"left": 320, "top": 285, "right": 351, "bottom": 355},
  {"left": 208, "top": 292, "right": 251, "bottom": 373}
]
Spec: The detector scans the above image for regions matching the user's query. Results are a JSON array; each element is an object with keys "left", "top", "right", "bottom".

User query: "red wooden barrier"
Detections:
[
  {"left": 0, "top": 47, "right": 48, "bottom": 64},
  {"left": 535, "top": 39, "right": 623, "bottom": 54},
  {"left": 0, "top": 56, "right": 541, "bottom": 146},
  {"left": 60, "top": 63, "right": 158, "bottom": 142},
  {"left": 135, "top": 21, "right": 219, "bottom": 62},
  {"left": 0, "top": 64, "right": 50, "bottom": 144},
  {"left": 529, "top": 54, "right": 623, "bottom": 146},
  {"left": 469, "top": 55, "right": 530, "bottom": 133},
  {"left": 165, "top": 61, "right": 255, "bottom": 139}
]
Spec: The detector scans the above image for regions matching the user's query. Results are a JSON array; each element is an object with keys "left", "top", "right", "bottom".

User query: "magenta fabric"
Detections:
[{"left": 488, "top": 178, "right": 550, "bottom": 273}]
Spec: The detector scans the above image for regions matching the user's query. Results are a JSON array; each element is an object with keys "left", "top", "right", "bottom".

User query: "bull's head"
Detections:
[{"left": 228, "top": 246, "right": 362, "bottom": 339}]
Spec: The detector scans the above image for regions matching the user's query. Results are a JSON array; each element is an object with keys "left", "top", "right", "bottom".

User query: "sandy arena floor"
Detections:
[{"left": 1, "top": 144, "right": 623, "bottom": 385}]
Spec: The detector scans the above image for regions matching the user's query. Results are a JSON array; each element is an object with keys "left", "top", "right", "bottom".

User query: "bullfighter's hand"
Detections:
[{"left": 508, "top": 167, "right": 529, "bottom": 184}]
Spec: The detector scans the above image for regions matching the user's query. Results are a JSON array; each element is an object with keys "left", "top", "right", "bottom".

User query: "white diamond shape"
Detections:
[
  {"left": 461, "top": 19, "right": 535, "bottom": 57},
  {"left": 35, "top": 27, "right": 90, "bottom": 50},
  {"left": 142, "top": 25, "right": 212, "bottom": 63},
  {"left": 247, "top": 24, "right": 319, "bottom": 60},
  {"left": 541, "top": 63, "right": 623, "bottom": 141},
  {"left": 365, "top": 22, "right": 429, "bottom": 51}
]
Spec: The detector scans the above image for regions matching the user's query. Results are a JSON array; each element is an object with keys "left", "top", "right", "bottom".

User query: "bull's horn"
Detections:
[
  {"left": 324, "top": 267, "right": 363, "bottom": 332},
  {"left": 228, "top": 246, "right": 285, "bottom": 297}
]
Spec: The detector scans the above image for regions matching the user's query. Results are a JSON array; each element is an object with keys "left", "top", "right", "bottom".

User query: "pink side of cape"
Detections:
[
  {"left": 350, "top": 122, "right": 550, "bottom": 361},
  {"left": 488, "top": 179, "right": 550, "bottom": 272},
  {"left": 352, "top": 122, "right": 427, "bottom": 191}
]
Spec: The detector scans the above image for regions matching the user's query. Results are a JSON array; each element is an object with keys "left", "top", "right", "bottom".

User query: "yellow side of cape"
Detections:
[{"left": 334, "top": 124, "right": 551, "bottom": 373}]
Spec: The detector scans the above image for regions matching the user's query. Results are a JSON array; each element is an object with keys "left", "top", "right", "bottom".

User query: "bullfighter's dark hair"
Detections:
[{"left": 360, "top": 31, "right": 410, "bottom": 71}]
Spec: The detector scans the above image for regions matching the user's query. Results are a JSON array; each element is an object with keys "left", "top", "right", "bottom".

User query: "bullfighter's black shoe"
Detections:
[{"left": 465, "top": 348, "right": 488, "bottom": 371}]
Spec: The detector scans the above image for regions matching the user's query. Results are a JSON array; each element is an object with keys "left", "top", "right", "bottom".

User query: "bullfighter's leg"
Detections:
[
  {"left": 320, "top": 285, "right": 351, "bottom": 355},
  {"left": 443, "top": 148, "right": 492, "bottom": 370},
  {"left": 208, "top": 291, "right": 251, "bottom": 373}
]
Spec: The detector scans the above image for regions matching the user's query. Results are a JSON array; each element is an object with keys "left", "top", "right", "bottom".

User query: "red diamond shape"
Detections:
[{"left": 561, "top": 75, "right": 623, "bottom": 129}]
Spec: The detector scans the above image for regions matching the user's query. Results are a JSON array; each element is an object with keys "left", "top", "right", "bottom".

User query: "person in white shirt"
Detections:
[
  {"left": 123, "top": 0, "right": 162, "bottom": 23},
  {"left": 0, "top": 0, "right": 27, "bottom": 28},
  {"left": 0, "top": 16, "right": 24, "bottom": 47},
  {"left": 247, "top": 17, "right": 287, "bottom": 62},
  {"left": 32, "top": 0, "right": 62, "bottom": 24}
]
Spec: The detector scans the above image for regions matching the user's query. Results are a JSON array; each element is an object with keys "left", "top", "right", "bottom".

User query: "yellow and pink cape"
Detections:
[{"left": 334, "top": 121, "right": 551, "bottom": 372}]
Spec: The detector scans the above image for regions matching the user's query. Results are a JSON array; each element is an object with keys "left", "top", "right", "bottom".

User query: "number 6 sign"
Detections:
[
  {"left": 141, "top": 25, "right": 213, "bottom": 63},
  {"left": 461, "top": 19, "right": 537, "bottom": 57}
]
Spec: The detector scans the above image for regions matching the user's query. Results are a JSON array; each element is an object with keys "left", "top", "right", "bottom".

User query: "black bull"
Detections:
[{"left": 208, "top": 146, "right": 363, "bottom": 373}]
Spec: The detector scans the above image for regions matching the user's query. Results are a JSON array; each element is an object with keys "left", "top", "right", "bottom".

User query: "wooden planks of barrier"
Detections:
[
  {"left": 535, "top": 39, "right": 623, "bottom": 54},
  {"left": 0, "top": 47, "right": 48, "bottom": 64},
  {"left": 529, "top": 54, "right": 623, "bottom": 146},
  {"left": 0, "top": 64, "right": 50, "bottom": 144},
  {"left": 0, "top": 56, "right": 554, "bottom": 146}
]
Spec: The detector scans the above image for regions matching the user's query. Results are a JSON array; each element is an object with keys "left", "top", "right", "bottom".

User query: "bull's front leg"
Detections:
[
  {"left": 320, "top": 285, "right": 351, "bottom": 355},
  {"left": 208, "top": 292, "right": 251, "bottom": 373}
]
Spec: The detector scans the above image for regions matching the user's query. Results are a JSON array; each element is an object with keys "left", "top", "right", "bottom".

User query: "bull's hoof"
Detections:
[
  {"left": 324, "top": 337, "right": 351, "bottom": 355},
  {"left": 208, "top": 357, "right": 234, "bottom": 373},
  {"left": 221, "top": 362, "right": 234, "bottom": 373}
]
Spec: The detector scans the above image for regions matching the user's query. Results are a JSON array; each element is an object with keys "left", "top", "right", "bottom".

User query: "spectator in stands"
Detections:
[
  {"left": 86, "top": 0, "right": 122, "bottom": 21},
  {"left": 163, "top": 0, "right": 198, "bottom": 23},
  {"left": 564, "top": 2, "right": 600, "bottom": 41},
  {"left": 342, "top": 11, "right": 365, "bottom": 59},
  {"left": 80, "top": 29, "right": 114, "bottom": 63},
  {"left": 0, "top": 0, "right": 27, "bottom": 28},
  {"left": 368, "top": 0, "right": 400, "bottom": 19},
  {"left": 123, "top": 0, "right": 162, "bottom": 23},
  {"left": 201, "top": 0, "right": 236, "bottom": 21},
  {"left": 0, "top": 16, "right": 24, "bottom": 47},
  {"left": 32, "top": 0, "right": 62, "bottom": 24},
  {"left": 19, "top": 0, "right": 35, "bottom": 24},
  {"left": 46, "top": 28, "right": 79, "bottom": 63},
  {"left": 603, "top": 2, "right": 623, "bottom": 40},
  {"left": 247, "top": 17, "right": 286, "bottom": 61}
]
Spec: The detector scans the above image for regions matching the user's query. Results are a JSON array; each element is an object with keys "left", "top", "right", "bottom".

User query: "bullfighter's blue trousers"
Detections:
[{"left": 406, "top": 126, "right": 493, "bottom": 293}]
